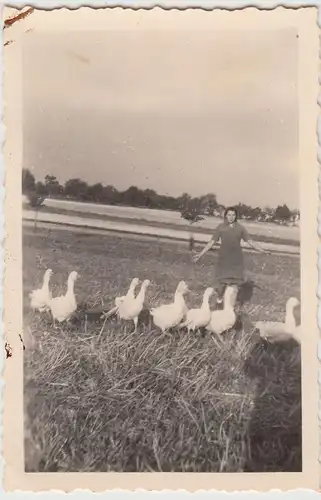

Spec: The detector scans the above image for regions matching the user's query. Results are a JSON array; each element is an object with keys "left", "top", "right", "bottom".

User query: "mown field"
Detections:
[{"left": 23, "top": 226, "right": 302, "bottom": 473}]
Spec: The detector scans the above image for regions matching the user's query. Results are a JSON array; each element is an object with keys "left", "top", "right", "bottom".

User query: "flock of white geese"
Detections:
[{"left": 29, "top": 268, "right": 301, "bottom": 344}]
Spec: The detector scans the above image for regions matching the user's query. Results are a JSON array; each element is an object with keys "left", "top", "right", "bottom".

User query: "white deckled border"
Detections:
[{"left": 1, "top": 2, "right": 320, "bottom": 496}]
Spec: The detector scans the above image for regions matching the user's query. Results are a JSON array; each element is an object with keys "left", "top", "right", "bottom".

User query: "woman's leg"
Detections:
[
  {"left": 228, "top": 284, "right": 239, "bottom": 309},
  {"left": 217, "top": 282, "right": 240, "bottom": 306}
]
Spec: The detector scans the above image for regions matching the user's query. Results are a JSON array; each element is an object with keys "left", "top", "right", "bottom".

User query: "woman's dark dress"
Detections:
[{"left": 213, "top": 221, "right": 249, "bottom": 287}]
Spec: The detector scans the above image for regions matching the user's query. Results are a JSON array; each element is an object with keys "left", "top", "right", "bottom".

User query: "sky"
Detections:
[{"left": 23, "top": 28, "right": 299, "bottom": 209}]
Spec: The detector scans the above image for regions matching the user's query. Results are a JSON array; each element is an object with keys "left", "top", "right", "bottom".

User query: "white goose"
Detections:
[
  {"left": 118, "top": 279, "right": 150, "bottom": 331},
  {"left": 29, "top": 268, "right": 53, "bottom": 312},
  {"left": 292, "top": 324, "right": 302, "bottom": 344},
  {"left": 150, "top": 281, "right": 189, "bottom": 333},
  {"left": 180, "top": 287, "right": 214, "bottom": 332},
  {"left": 206, "top": 285, "right": 237, "bottom": 335},
  {"left": 49, "top": 271, "right": 79, "bottom": 326},
  {"left": 103, "top": 278, "right": 140, "bottom": 319},
  {"left": 255, "top": 297, "right": 300, "bottom": 343},
  {"left": 115, "top": 278, "right": 140, "bottom": 308}
]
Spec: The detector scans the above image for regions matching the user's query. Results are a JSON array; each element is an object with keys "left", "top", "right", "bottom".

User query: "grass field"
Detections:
[{"left": 23, "top": 226, "right": 302, "bottom": 473}]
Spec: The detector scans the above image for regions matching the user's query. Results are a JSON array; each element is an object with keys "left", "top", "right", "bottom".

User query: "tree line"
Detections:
[{"left": 22, "top": 168, "right": 299, "bottom": 225}]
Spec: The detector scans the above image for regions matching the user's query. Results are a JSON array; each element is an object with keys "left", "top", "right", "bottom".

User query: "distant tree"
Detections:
[
  {"left": 215, "top": 204, "right": 225, "bottom": 218},
  {"left": 121, "top": 186, "right": 144, "bottom": 206},
  {"left": 263, "top": 206, "right": 274, "bottom": 216},
  {"left": 64, "top": 178, "right": 89, "bottom": 200},
  {"left": 180, "top": 197, "right": 204, "bottom": 251},
  {"left": 27, "top": 192, "right": 46, "bottom": 208},
  {"left": 102, "top": 185, "right": 120, "bottom": 205},
  {"left": 291, "top": 208, "right": 300, "bottom": 219},
  {"left": 180, "top": 206, "right": 204, "bottom": 225},
  {"left": 274, "top": 204, "right": 292, "bottom": 222},
  {"left": 157, "top": 194, "right": 179, "bottom": 211},
  {"left": 235, "top": 203, "right": 247, "bottom": 219},
  {"left": 199, "top": 193, "right": 218, "bottom": 216},
  {"left": 292, "top": 209, "right": 300, "bottom": 225},
  {"left": 142, "top": 188, "right": 158, "bottom": 208},
  {"left": 249, "top": 206, "right": 262, "bottom": 221},
  {"left": 45, "top": 174, "right": 62, "bottom": 196},
  {"left": 35, "top": 181, "right": 48, "bottom": 196},
  {"left": 22, "top": 168, "right": 35, "bottom": 194},
  {"left": 178, "top": 192, "right": 191, "bottom": 209},
  {"left": 87, "top": 183, "right": 104, "bottom": 202},
  {"left": 262, "top": 206, "right": 275, "bottom": 222}
]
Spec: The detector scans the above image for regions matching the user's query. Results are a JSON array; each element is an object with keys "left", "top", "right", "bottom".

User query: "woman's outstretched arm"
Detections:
[
  {"left": 192, "top": 234, "right": 219, "bottom": 263},
  {"left": 246, "top": 239, "right": 271, "bottom": 254},
  {"left": 241, "top": 225, "right": 271, "bottom": 254},
  {"left": 192, "top": 239, "right": 214, "bottom": 262}
]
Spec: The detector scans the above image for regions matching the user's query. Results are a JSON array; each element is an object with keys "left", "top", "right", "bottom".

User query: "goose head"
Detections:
[
  {"left": 141, "top": 279, "right": 151, "bottom": 289},
  {"left": 136, "top": 279, "right": 150, "bottom": 301},
  {"left": 130, "top": 277, "right": 140, "bottom": 289},
  {"left": 287, "top": 297, "right": 300, "bottom": 309},
  {"left": 69, "top": 271, "right": 80, "bottom": 282},
  {"left": 176, "top": 281, "right": 189, "bottom": 295},
  {"left": 204, "top": 287, "right": 214, "bottom": 299},
  {"left": 44, "top": 268, "right": 53, "bottom": 280},
  {"left": 42, "top": 268, "right": 53, "bottom": 287}
]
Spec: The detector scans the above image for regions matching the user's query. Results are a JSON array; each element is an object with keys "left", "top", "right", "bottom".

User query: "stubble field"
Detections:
[{"left": 23, "top": 226, "right": 302, "bottom": 473}]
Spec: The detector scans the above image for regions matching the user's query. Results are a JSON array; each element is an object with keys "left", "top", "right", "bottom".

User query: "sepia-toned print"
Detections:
[{"left": 3, "top": 5, "right": 319, "bottom": 492}]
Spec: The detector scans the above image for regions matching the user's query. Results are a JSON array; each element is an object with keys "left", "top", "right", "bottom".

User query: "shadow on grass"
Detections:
[{"left": 243, "top": 337, "right": 302, "bottom": 472}]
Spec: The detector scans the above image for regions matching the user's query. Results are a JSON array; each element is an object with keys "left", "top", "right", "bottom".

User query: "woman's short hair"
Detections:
[{"left": 224, "top": 206, "right": 238, "bottom": 220}]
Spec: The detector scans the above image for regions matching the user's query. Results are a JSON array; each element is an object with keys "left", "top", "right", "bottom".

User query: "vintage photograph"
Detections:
[{"left": 3, "top": 5, "right": 319, "bottom": 491}]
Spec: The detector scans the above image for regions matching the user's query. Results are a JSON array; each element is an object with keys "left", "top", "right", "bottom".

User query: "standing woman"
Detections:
[{"left": 193, "top": 207, "right": 269, "bottom": 303}]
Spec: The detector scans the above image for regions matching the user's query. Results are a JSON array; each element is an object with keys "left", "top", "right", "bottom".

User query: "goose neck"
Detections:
[
  {"left": 137, "top": 284, "right": 148, "bottom": 302},
  {"left": 223, "top": 296, "right": 233, "bottom": 311},
  {"left": 43, "top": 274, "right": 50, "bottom": 287},
  {"left": 201, "top": 294, "right": 210, "bottom": 310},
  {"left": 66, "top": 278, "right": 75, "bottom": 296},
  {"left": 223, "top": 287, "right": 236, "bottom": 311},
  {"left": 285, "top": 303, "right": 296, "bottom": 329},
  {"left": 174, "top": 290, "right": 185, "bottom": 305}
]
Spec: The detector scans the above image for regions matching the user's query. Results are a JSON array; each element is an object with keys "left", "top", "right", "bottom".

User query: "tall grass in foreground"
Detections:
[{"left": 24, "top": 312, "right": 301, "bottom": 472}]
